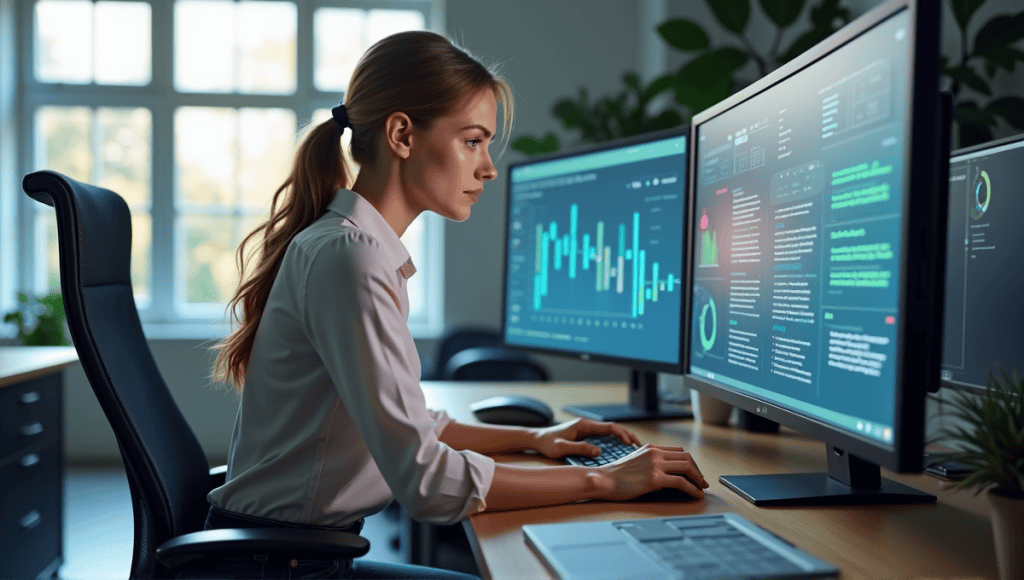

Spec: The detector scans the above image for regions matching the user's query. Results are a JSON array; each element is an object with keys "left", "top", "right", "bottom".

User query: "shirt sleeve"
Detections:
[{"left": 300, "top": 232, "right": 494, "bottom": 524}]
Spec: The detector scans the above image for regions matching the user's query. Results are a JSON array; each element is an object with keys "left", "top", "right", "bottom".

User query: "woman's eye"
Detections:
[{"left": 467, "top": 139, "right": 482, "bottom": 148}]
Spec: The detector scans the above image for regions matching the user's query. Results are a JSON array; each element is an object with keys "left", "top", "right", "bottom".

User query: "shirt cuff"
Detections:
[{"left": 426, "top": 408, "right": 453, "bottom": 436}]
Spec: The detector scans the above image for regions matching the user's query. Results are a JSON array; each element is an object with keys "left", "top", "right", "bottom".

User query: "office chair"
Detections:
[
  {"left": 441, "top": 346, "right": 550, "bottom": 382},
  {"left": 423, "top": 325, "right": 501, "bottom": 380},
  {"left": 22, "top": 170, "right": 369, "bottom": 578}
]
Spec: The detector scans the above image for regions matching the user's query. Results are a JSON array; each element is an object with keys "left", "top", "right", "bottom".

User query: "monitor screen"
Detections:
[
  {"left": 942, "top": 134, "right": 1024, "bottom": 390},
  {"left": 503, "top": 129, "right": 688, "bottom": 371},
  {"left": 689, "top": 8, "right": 912, "bottom": 448},
  {"left": 685, "top": 0, "right": 944, "bottom": 491}
]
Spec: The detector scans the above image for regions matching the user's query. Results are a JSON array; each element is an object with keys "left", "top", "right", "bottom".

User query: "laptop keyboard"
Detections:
[
  {"left": 564, "top": 435, "right": 640, "bottom": 466},
  {"left": 619, "top": 515, "right": 805, "bottom": 579}
]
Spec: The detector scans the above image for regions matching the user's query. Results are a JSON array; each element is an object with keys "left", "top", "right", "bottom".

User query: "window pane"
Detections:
[
  {"left": 97, "top": 107, "right": 151, "bottom": 208},
  {"left": 35, "top": 0, "right": 93, "bottom": 83},
  {"left": 36, "top": 106, "right": 91, "bottom": 179},
  {"left": 237, "top": 2, "right": 296, "bottom": 94},
  {"left": 314, "top": 8, "right": 363, "bottom": 92},
  {"left": 182, "top": 216, "right": 237, "bottom": 304},
  {"left": 95, "top": 1, "right": 151, "bottom": 85},
  {"left": 175, "top": 0, "right": 234, "bottom": 92},
  {"left": 366, "top": 9, "right": 424, "bottom": 47},
  {"left": 176, "top": 107, "right": 237, "bottom": 207},
  {"left": 238, "top": 108, "right": 296, "bottom": 210},
  {"left": 132, "top": 215, "right": 152, "bottom": 304}
]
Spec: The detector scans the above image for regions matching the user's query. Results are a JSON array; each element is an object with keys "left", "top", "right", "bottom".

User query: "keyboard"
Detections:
[
  {"left": 564, "top": 434, "right": 640, "bottom": 467},
  {"left": 524, "top": 512, "right": 840, "bottom": 580}
]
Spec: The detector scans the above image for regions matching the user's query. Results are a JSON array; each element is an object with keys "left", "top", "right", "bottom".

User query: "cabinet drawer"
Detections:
[
  {"left": 0, "top": 441, "right": 62, "bottom": 580},
  {"left": 0, "top": 373, "right": 61, "bottom": 461}
]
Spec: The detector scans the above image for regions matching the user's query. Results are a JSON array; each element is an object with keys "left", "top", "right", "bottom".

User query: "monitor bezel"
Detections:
[
  {"left": 500, "top": 125, "right": 691, "bottom": 374},
  {"left": 683, "top": 0, "right": 942, "bottom": 473},
  {"left": 941, "top": 130, "right": 1024, "bottom": 392}
]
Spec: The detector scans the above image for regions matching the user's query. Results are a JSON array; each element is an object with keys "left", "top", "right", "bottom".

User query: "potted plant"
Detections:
[
  {"left": 929, "top": 370, "right": 1024, "bottom": 580},
  {"left": 2, "top": 292, "right": 71, "bottom": 346}
]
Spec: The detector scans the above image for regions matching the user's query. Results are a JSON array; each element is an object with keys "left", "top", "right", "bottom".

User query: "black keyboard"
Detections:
[{"left": 564, "top": 434, "right": 640, "bottom": 467}]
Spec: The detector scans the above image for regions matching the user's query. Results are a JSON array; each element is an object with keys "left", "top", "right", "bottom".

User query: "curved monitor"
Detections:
[
  {"left": 942, "top": 132, "right": 1024, "bottom": 391},
  {"left": 684, "top": 0, "right": 944, "bottom": 504},
  {"left": 502, "top": 127, "right": 691, "bottom": 421}
]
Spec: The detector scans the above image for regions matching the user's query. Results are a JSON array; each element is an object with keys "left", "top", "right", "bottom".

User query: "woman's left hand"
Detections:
[{"left": 530, "top": 418, "right": 642, "bottom": 459}]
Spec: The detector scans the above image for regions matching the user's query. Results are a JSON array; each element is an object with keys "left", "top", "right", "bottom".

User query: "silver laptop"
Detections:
[{"left": 523, "top": 513, "right": 839, "bottom": 580}]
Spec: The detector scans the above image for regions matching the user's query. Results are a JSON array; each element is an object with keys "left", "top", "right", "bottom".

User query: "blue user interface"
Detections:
[
  {"left": 504, "top": 134, "right": 687, "bottom": 366},
  {"left": 942, "top": 137, "right": 1024, "bottom": 390},
  {"left": 689, "top": 10, "right": 911, "bottom": 446}
]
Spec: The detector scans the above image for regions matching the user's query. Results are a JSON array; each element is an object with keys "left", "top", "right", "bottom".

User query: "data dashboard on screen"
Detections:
[
  {"left": 503, "top": 133, "right": 687, "bottom": 368},
  {"left": 942, "top": 136, "right": 1024, "bottom": 390},
  {"left": 689, "top": 10, "right": 912, "bottom": 446}
]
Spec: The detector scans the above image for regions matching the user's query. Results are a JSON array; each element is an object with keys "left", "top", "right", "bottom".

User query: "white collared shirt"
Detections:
[{"left": 208, "top": 188, "right": 495, "bottom": 527}]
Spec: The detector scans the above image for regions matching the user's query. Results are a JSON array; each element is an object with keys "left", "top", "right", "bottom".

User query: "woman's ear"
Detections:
[{"left": 384, "top": 112, "right": 414, "bottom": 159}]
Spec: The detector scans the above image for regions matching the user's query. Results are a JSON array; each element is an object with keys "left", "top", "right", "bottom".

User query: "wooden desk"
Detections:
[
  {"left": 1, "top": 346, "right": 79, "bottom": 580},
  {"left": 421, "top": 381, "right": 998, "bottom": 580}
]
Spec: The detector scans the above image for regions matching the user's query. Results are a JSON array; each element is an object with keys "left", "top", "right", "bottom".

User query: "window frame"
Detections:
[{"left": 14, "top": 0, "right": 446, "bottom": 340}]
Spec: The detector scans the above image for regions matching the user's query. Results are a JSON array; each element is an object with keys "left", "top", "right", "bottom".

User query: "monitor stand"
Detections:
[
  {"left": 562, "top": 369, "right": 693, "bottom": 422},
  {"left": 719, "top": 444, "right": 936, "bottom": 506}
]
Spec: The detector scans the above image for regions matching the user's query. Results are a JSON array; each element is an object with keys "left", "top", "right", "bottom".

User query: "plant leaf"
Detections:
[
  {"left": 674, "top": 48, "right": 749, "bottom": 114},
  {"left": 946, "top": 64, "right": 992, "bottom": 96},
  {"left": 705, "top": 0, "right": 751, "bottom": 35},
  {"left": 949, "top": 0, "right": 987, "bottom": 34},
  {"left": 759, "top": 0, "right": 805, "bottom": 29},
  {"left": 985, "top": 96, "right": 1024, "bottom": 130},
  {"left": 511, "top": 134, "right": 560, "bottom": 157},
  {"left": 972, "top": 11, "right": 1024, "bottom": 64},
  {"left": 657, "top": 19, "right": 710, "bottom": 52}
]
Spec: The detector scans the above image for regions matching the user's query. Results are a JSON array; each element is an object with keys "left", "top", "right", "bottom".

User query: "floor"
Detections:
[{"left": 59, "top": 465, "right": 411, "bottom": 580}]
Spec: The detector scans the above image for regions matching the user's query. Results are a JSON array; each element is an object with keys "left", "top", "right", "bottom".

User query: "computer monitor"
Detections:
[
  {"left": 501, "top": 126, "right": 692, "bottom": 421},
  {"left": 684, "top": 0, "right": 945, "bottom": 505},
  {"left": 942, "top": 132, "right": 1024, "bottom": 391}
]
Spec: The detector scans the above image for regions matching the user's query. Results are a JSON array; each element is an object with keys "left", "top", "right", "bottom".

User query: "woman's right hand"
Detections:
[{"left": 595, "top": 445, "right": 709, "bottom": 501}]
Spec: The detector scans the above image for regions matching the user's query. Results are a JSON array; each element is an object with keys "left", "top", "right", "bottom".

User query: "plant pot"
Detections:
[
  {"left": 988, "top": 487, "right": 1024, "bottom": 580},
  {"left": 690, "top": 389, "right": 732, "bottom": 426}
]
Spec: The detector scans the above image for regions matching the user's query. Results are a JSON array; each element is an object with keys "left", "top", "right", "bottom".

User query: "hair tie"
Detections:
[{"left": 331, "top": 104, "right": 349, "bottom": 130}]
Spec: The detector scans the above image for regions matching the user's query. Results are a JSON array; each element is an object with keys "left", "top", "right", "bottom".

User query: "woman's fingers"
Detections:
[
  {"left": 661, "top": 460, "right": 709, "bottom": 488},
  {"left": 660, "top": 451, "right": 705, "bottom": 482},
  {"left": 659, "top": 474, "right": 705, "bottom": 498}
]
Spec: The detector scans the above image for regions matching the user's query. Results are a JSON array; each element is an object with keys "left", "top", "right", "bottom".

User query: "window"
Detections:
[{"left": 17, "top": 0, "right": 445, "bottom": 338}]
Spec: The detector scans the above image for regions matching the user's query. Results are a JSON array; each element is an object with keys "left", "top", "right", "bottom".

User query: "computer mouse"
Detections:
[{"left": 470, "top": 395, "right": 554, "bottom": 427}]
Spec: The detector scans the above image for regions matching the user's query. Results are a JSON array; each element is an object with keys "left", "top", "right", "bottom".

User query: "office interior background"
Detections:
[{"left": 2, "top": 0, "right": 1023, "bottom": 468}]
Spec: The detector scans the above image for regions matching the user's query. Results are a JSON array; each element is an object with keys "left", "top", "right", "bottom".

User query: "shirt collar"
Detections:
[{"left": 326, "top": 188, "right": 417, "bottom": 279}]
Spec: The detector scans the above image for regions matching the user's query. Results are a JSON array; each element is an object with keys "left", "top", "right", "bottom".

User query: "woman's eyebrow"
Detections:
[{"left": 461, "top": 124, "right": 493, "bottom": 138}]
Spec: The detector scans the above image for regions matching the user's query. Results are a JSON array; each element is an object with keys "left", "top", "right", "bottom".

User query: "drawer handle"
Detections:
[
  {"left": 20, "top": 510, "right": 41, "bottom": 530},
  {"left": 20, "top": 453, "right": 40, "bottom": 468},
  {"left": 21, "top": 422, "right": 44, "bottom": 437},
  {"left": 20, "top": 391, "right": 41, "bottom": 405}
]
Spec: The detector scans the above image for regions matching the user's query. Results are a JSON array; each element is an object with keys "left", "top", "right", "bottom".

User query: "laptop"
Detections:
[{"left": 523, "top": 512, "right": 839, "bottom": 580}]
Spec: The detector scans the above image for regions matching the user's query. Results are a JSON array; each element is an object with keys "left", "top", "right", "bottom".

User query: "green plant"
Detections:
[
  {"left": 512, "top": 0, "right": 851, "bottom": 156},
  {"left": 929, "top": 370, "right": 1024, "bottom": 495},
  {"left": 941, "top": 0, "right": 1024, "bottom": 147},
  {"left": 3, "top": 292, "right": 71, "bottom": 346}
]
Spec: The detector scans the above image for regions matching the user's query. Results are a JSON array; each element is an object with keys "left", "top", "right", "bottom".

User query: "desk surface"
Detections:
[
  {"left": 421, "top": 381, "right": 997, "bottom": 580},
  {"left": 0, "top": 346, "right": 79, "bottom": 388}
]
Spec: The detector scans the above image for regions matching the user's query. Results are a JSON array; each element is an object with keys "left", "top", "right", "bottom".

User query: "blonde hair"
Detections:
[{"left": 211, "top": 31, "right": 514, "bottom": 391}]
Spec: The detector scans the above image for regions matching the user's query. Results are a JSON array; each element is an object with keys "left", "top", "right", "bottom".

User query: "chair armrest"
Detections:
[
  {"left": 155, "top": 528, "right": 370, "bottom": 570},
  {"left": 209, "top": 465, "right": 227, "bottom": 489}
]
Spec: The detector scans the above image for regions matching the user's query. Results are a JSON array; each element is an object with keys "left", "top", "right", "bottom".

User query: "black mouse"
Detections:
[{"left": 470, "top": 395, "right": 554, "bottom": 427}]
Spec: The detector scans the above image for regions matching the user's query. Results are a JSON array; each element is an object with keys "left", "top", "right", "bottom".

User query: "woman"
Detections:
[{"left": 207, "top": 31, "right": 708, "bottom": 579}]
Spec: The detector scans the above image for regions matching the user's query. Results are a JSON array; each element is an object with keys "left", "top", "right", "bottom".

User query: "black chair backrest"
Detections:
[
  {"left": 442, "top": 346, "right": 550, "bottom": 382},
  {"left": 22, "top": 170, "right": 211, "bottom": 578},
  {"left": 428, "top": 325, "right": 501, "bottom": 380}
]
